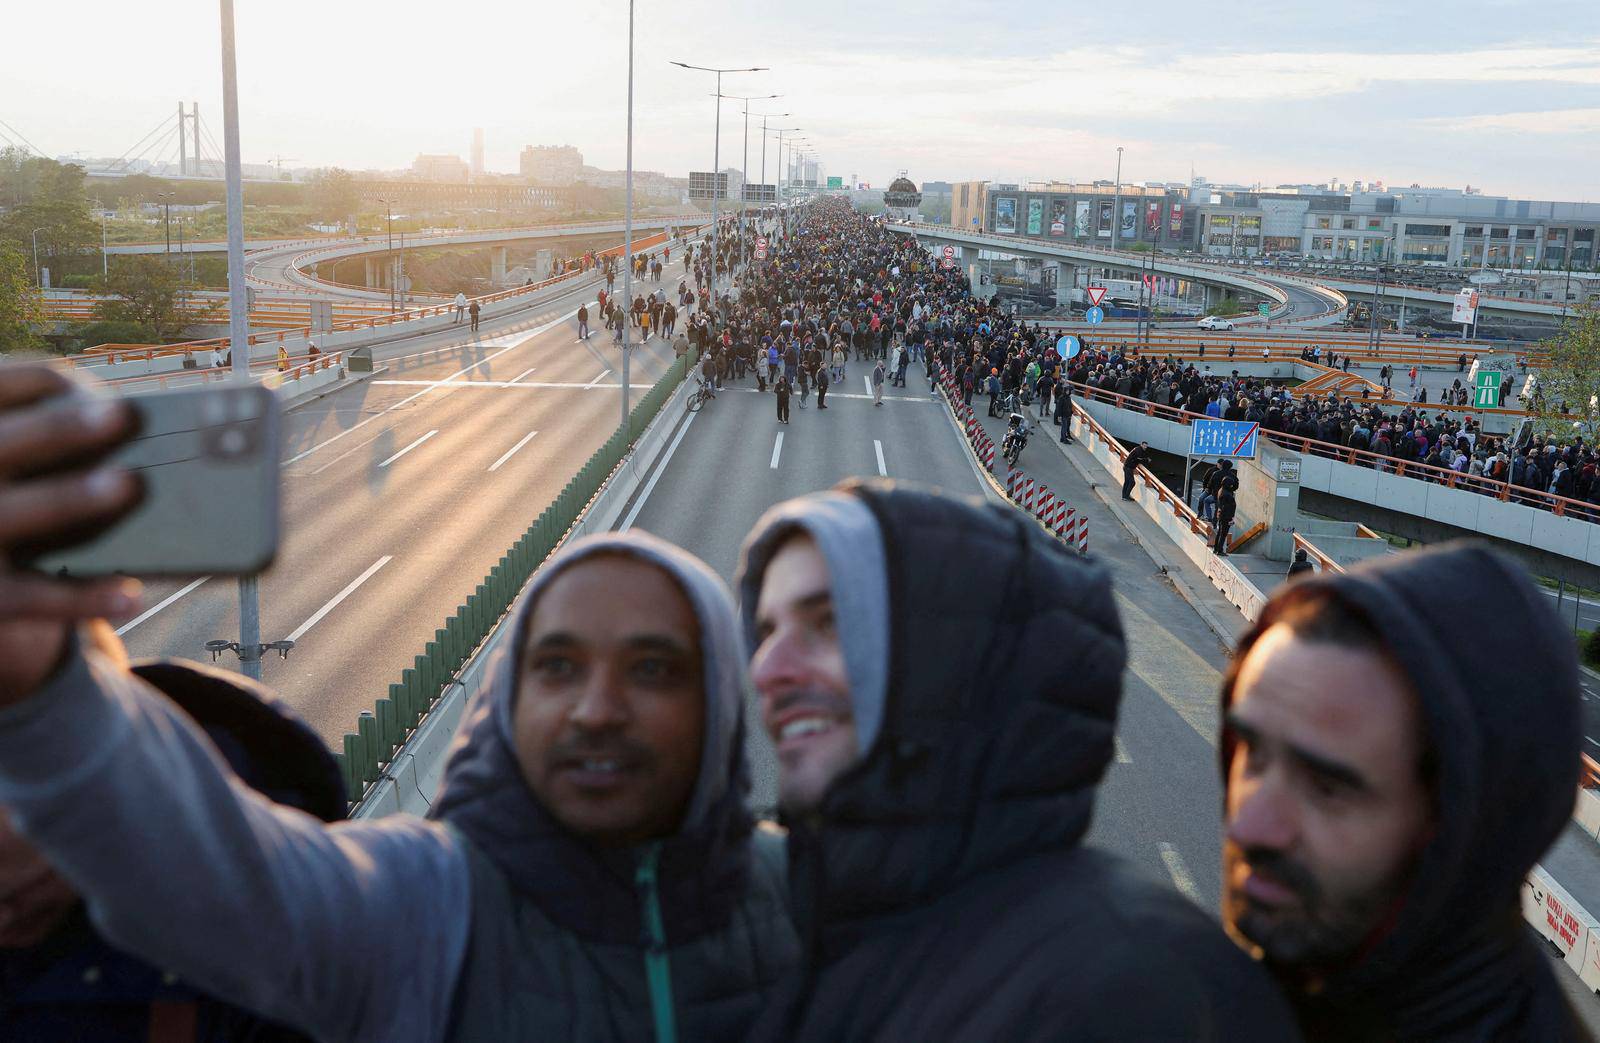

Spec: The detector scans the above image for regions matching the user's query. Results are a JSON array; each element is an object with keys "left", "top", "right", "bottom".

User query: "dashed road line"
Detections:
[
  {"left": 114, "top": 576, "right": 209, "bottom": 637},
  {"left": 770, "top": 431, "right": 785, "bottom": 469},
  {"left": 874, "top": 439, "right": 887, "bottom": 476},
  {"left": 286, "top": 556, "right": 393, "bottom": 643},
  {"left": 378, "top": 429, "right": 437, "bottom": 468},
  {"left": 488, "top": 430, "right": 539, "bottom": 472}
]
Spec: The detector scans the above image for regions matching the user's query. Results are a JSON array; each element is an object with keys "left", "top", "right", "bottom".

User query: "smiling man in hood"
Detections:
[
  {"left": 0, "top": 524, "right": 796, "bottom": 1042},
  {"left": 1220, "top": 542, "right": 1589, "bottom": 1040},
  {"left": 736, "top": 478, "right": 1297, "bottom": 1041}
]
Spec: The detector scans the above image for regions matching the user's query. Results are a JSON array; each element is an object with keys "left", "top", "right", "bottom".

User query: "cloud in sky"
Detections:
[{"left": 0, "top": 1, "right": 1595, "bottom": 200}]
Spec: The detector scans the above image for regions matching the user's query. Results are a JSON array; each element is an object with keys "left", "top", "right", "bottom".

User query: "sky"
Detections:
[{"left": 3, "top": 0, "right": 1598, "bottom": 200}]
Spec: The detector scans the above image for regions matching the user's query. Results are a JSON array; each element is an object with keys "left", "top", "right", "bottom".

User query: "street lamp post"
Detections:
[
  {"left": 756, "top": 112, "right": 790, "bottom": 210},
  {"left": 715, "top": 92, "right": 779, "bottom": 272},
  {"left": 1112, "top": 147, "right": 1123, "bottom": 251},
  {"left": 157, "top": 192, "right": 175, "bottom": 260},
  {"left": 671, "top": 60, "right": 767, "bottom": 291},
  {"left": 621, "top": 0, "right": 634, "bottom": 430},
  {"left": 100, "top": 211, "right": 109, "bottom": 278},
  {"left": 378, "top": 199, "right": 395, "bottom": 314},
  {"left": 29, "top": 228, "right": 45, "bottom": 287}
]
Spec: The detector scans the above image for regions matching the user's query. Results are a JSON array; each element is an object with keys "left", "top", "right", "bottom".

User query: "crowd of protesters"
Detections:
[{"left": 0, "top": 198, "right": 1591, "bottom": 1042}]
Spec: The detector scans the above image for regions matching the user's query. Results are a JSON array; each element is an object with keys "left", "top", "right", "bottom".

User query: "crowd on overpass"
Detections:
[{"left": 0, "top": 200, "right": 1592, "bottom": 1042}]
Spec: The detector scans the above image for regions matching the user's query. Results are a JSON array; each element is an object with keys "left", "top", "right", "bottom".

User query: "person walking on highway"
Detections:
[
  {"left": 872, "top": 358, "right": 885, "bottom": 407},
  {"left": 1219, "top": 544, "right": 1589, "bottom": 1041},
  {"left": 276, "top": 346, "right": 288, "bottom": 372},
  {"left": 576, "top": 303, "right": 589, "bottom": 341},
  {"left": 815, "top": 361, "right": 829, "bottom": 410},
  {"left": 453, "top": 291, "right": 467, "bottom": 323},
  {"left": 736, "top": 481, "right": 1298, "bottom": 1042},
  {"left": 0, "top": 379, "right": 800, "bottom": 1043},
  {"left": 775, "top": 372, "right": 791, "bottom": 423},
  {"left": 1122, "top": 441, "right": 1149, "bottom": 500},
  {"left": 468, "top": 299, "right": 481, "bottom": 332}
]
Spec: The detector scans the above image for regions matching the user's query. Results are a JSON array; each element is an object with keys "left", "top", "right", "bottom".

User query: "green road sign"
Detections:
[
  {"left": 1474, "top": 370, "right": 1501, "bottom": 409},
  {"left": 1257, "top": 302, "right": 1270, "bottom": 318}
]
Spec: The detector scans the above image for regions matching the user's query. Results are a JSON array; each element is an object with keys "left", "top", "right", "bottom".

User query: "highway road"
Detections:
[
  {"left": 617, "top": 360, "right": 1242, "bottom": 915},
  {"left": 117, "top": 266, "right": 685, "bottom": 741}
]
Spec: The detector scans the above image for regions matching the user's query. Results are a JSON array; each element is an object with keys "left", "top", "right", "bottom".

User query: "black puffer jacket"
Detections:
[
  {"left": 1224, "top": 543, "right": 1590, "bottom": 1041},
  {"left": 756, "top": 480, "right": 1298, "bottom": 1041}
]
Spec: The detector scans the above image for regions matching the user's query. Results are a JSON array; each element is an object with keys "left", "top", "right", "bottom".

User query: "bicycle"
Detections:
[{"left": 686, "top": 376, "right": 714, "bottom": 413}]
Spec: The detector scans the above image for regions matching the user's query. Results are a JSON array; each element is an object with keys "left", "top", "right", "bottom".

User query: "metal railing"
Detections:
[{"left": 1073, "top": 381, "right": 1600, "bottom": 521}]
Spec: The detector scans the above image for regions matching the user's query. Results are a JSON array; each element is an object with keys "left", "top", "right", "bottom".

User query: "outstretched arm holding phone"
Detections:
[{"left": 0, "top": 366, "right": 470, "bottom": 1043}]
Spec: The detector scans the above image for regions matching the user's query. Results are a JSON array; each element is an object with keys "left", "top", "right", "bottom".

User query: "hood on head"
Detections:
[
  {"left": 1221, "top": 542, "right": 1580, "bottom": 1020},
  {"left": 738, "top": 478, "right": 1125, "bottom": 914},
  {"left": 430, "top": 529, "right": 751, "bottom": 859}
]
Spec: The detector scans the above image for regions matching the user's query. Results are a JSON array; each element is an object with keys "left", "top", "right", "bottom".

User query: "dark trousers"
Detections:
[
  {"left": 988, "top": 391, "right": 1000, "bottom": 417},
  {"left": 470, "top": 313, "right": 480, "bottom": 331},
  {"left": 777, "top": 397, "right": 789, "bottom": 422},
  {"left": 817, "top": 384, "right": 828, "bottom": 408},
  {"left": 1213, "top": 509, "right": 1235, "bottom": 554},
  {"left": 1121, "top": 469, "right": 1137, "bottom": 499}
]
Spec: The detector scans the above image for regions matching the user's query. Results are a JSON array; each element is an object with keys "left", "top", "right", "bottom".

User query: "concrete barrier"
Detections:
[
  {"left": 353, "top": 377, "right": 692, "bottom": 819},
  {"left": 1069, "top": 405, "right": 1269, "bottom": 622}
]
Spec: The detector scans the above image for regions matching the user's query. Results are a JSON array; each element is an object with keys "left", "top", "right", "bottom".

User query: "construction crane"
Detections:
[{"left": 269, "top": 156, "right": 299, "bottom": 179}]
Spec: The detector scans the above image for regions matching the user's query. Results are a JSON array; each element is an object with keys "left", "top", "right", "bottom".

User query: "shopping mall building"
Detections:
[{"left": 946, "top": 180, "right": 1600, "bottom": 269}]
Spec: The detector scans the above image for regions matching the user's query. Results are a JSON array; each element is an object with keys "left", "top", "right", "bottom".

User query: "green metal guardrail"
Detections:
[{"left": 331, "top": 353, "right": 691, "bottom": 804}]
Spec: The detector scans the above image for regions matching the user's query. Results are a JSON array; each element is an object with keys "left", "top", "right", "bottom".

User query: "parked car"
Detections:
[{"left": 1197, "top": 315, "right": 1236, "bottom": 331}]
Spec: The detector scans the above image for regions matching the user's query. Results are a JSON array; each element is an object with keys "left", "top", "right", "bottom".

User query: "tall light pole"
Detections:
[
  {"left": 755, "top": 112, "right": 790, "bottom": 209},
  {"left": 715, "top": 92, "right": 779, "bottom": 271},
  {"left": 29, "top": 228, "right": 45, "bottom": 287},
  {"left": 771, "top": 128, "right": 800, "bottom": 203},
  {"left": 218, "top": 0, "right": 262, "bottom": 680},
  {"left": 621, "top": 0, "right": 634, "bottom": 431},
  {"left": 1112, "top": 146, "right": 1123, "bottom": 252},
  {"left": 157, "top": 192, "right": 175, "bottom": 260},
  {"left": 670, "top": 61, "right": 767, "bottom": 290},
  {"left": 100, "top": 211, "right": 109, "bottom": 278},
  {"left": 378, "top": 198, "right": 395, "bottom": 314}
]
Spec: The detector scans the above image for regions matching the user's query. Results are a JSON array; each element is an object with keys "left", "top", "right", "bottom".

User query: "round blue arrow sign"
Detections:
[
  {"left": 1056, "top": 335, "right": 1081, "bottom": 360},
  {"left": 1084, "top": 306, "right": 1105, "bottom": 324}
]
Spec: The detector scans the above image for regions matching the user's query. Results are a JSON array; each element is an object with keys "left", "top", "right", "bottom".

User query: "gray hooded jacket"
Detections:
[{"left": 0, "top": 532, "right": 795, "bottom": 1042}]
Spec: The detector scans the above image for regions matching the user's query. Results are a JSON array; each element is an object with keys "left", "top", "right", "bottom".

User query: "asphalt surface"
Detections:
[
  {"left": 117, "top": 265, "right": 685, "bottom": 741},
  {"left": 620, "top": 359, "right": 1246, "bottom": 915}
]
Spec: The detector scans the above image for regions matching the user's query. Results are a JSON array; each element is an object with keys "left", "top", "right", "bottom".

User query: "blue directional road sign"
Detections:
[
  {"left": 1189, "top": 419, "right": 1260, "bottom": 459},
  {"left": 1084, "top": 306, "right": 1105, "bottom": 324},
  {"left": 1056, "top": 335, "right": 1081, "bottom": 360}
]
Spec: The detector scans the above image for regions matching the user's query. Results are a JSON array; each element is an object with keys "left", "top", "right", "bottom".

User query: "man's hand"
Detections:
[{"left": 0, "top": 364, "right": 143, "bottom": 704}]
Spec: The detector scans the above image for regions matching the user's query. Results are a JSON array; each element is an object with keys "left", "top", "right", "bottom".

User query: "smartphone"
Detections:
[{"left": 31, "top": 385, "right": 282, "bottom": 578}]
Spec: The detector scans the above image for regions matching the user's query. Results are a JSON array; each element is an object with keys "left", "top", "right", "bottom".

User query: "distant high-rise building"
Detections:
[
  {"left": 521, "top": 145, "right": 584, "bottom": 185},
  {"left": 471, "top": 129, "right": 484, "bottom": 176},
  {"left": 412, "top": 153, "right": 470, "bottom": 182}
]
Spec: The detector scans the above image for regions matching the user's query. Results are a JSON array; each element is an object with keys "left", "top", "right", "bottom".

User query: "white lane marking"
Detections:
[
  {"left": 621, "top": 411, "right": 698, "bottom": 533},
  {"left": 509, "top": 366, "right": 538, "bottom": 384},
  {"left": 585, "top": 371, "right": 609, "bottom": 388},
  {"left": 1158, "top": 842, "right": 1201, "bottom": 903},
  {"left": 284, "top": 306, "right": 581, "bottom": 465},
  {"left": 873, "top": 439, "right": 887, "bottom": 476},
  {"left": 863, "top": 374, "right": 873, "bottom": 396},
  {"left": 285, "top": 556, "right": 393, "bottom": 643},
  {"left": 488, "top": 430, "right": 539, "bottom": 472},
  {"left": 378, "top": 429, "right": 437, "bottom": 468},
  {"left": 114, "top": 576, "right": 209, "bottom": 636},
  {"left": 770, "top": 431, "right": 784, "bottom": 469},
  {"left": 1115, "top": 737, "right": 1132, "bottom": 764}
]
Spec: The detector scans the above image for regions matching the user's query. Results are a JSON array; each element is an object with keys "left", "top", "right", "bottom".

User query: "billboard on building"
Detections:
[
  {"left": 1050, "top": 199, "right": 1067, "bottom": 236},
  {"left": 1097, "top": 200, "right": 1113, "bottom": 237},
  {"left": 1146, "top": 202, "right": 1161, "bottom": 235},
  {"left": 1074, "top": 201, "right": 1091, "bottom": 237},
  {"left": 1169, "top": 203, "right": 1184, "bottom": 236},
  {"left": 1452, "top": 289, "right": 1479, "bottom": 324},
  {"left": 689, "top": 171, "right": 728, "bottom": 200},
  {"left": 1026, "top": 198, "right": 1044, "bottom": 236},
  {"left": 995, "top": 197, "right": 1017, "bottom": 234},
  {"left": 1120, "top": 201, "right": 1137, "bottom": 239}
]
